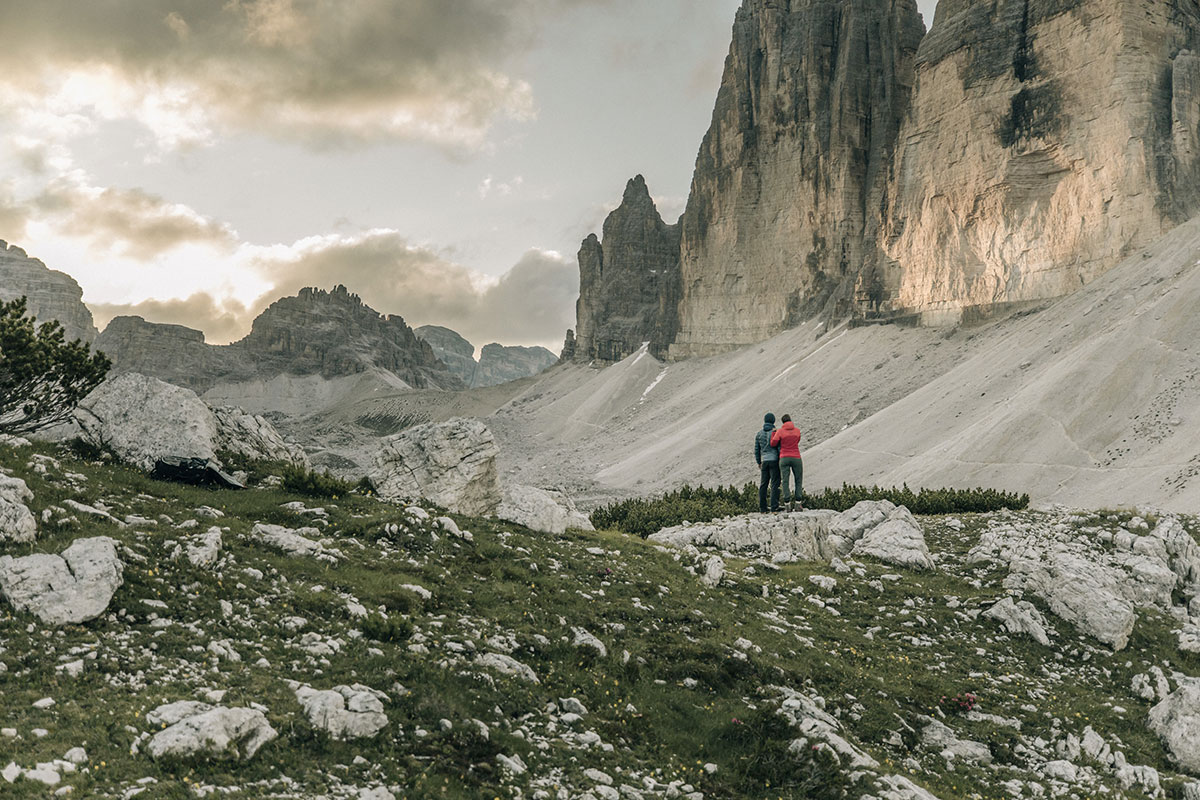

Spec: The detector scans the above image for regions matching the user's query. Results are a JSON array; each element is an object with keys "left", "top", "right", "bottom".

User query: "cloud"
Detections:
[
  {"left": 0, "top": 182, "right": 29, "bottom": 241},
  {"left": 0, "top": 0, "right": 612, "bottom": 152},
  {"left": 90, "top": 293, "right": 253, "bottom": 345},
  {"left": 248, "top": 230, "right": 577, "bottom": 347},
  {"left": 32, "top": 179, "right": 237, "bottom": 260}
]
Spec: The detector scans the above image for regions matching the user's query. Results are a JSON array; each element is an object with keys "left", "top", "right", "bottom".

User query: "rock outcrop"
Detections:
[
  {"left": 668, "top": 0, "right": 925, "bottom": 358},
  {"left": 0, "top": 241, "right": 97, "bottom": 343},
  {"left": 416, "top": 326, "right": 557, "bottom": 387},
  {"left": 496, "top": 485, "right": 594, "bottom": 535},
  {"left": 1149, "top": 682, "right": 1200, "bottom": 774},
  {"left": 649, "top": 500, "right": 932, "bottom": 570},
  {"left": 290, "top": 682, "right": 389, "bottom": 740},
  {"left": 872, "top": 0, "right": 1200, "bottom": 324},
  {"left": 369, "top": 418, "right": 501, "bottom": 516},
  {"left": 76, "top": 373, "right": 309, "bottom": 471},
  {"left": 144, "top": 702, "right": 276, "bottom": 762},
  {"left": 98, "top": 286, "right": 463, "bottom": 394},
  {"left": 0, "top": 537, "right": 123, "bottom": 625},
  {"left": 573, "top": 175, "right": 681, "bottom": 362},
  {"left": 0, "top": 474, "right": 36, "bottom": 544}
]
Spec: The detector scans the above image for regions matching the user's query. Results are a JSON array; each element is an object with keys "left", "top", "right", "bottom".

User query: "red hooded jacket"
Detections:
[{"left": 770, "top": 421, "right": 802, "bottom": 458}]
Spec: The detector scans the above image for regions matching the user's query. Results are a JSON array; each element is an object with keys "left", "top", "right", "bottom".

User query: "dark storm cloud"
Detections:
[
  {"left": 0, "top": 0, "right": 612, "bottom": 148},
  {"left": 33, "top": 181, "right": 237, "bottom": 260}
]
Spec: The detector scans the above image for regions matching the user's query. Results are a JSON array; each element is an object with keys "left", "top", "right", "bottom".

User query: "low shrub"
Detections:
[
  {"left": 709, "top": 708, "right": 852, "bottom": 799},
  {"left": 591, "top": 482, "right": 1029, "bottom": 537},
  {"left": 360, "top": 613, "right": 413, "bottom": 643},
  {"left": 281, "top": 465, "right": 358, "bottom": 499}
]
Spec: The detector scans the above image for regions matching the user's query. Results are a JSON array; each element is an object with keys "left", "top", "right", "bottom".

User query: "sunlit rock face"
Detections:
[
  {"left": 668, "top": 0, "right": 925, "bottom": 358},
  {"left": 573, "top": 175, "right": 681, "bottom": 363},
  {"left": 872, "top": 0, "right": 1200, "bottom": 324},
  {"left": 0, "top": 240, "right": 98, "bottom": 344}
]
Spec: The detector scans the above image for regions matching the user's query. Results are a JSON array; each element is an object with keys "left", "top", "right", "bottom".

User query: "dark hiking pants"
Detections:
[
  {"left": 780, "top": 456, "right": 803, "bottom": 504},
  {"left": 759, "top": 461, "right": 781, "bottom": 512}
]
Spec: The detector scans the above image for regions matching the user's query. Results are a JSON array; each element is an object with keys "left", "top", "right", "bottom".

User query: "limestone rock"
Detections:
[
  {"left": 98, "top": 286, "right": 463, "bottom": 394},
  {"left": 669, "top": 0, "right": 925, "bottom": 357},
  {"left": 876, "top": 0, "right": 1200, "bottom": 325},
  {"left": 186, "top": 528, "right": 222, "bottom": 568},
  {"left": 0, "top": 474, "right": 36, "bottom": 544},
  {"left": 144, "top": 703, "right": 276, "bottom": 762},
  {"left": 983, "top": 597, "right": 1051, "bottom": 647},
  {"left": 0, "top": 241, "right": 97, "bottom": 343},
  {"left": 475, "top": 652, "right": 539, "bottom": 684},
  {"left": 416, "top": 325, "right": 557, "bottom": 387},
  {"left": 1014, "top": 553, "right": 1136, "bottom": 651},
  {"left": 496, "top": 484, "right": 593, "bottom": 534},
  {"left": 291, "top": 683, "right": 388, "bottom": 740},
  {"left": 211, "top": 406, "right": 309, "bottom": 468},
  {"left": 369, "top": 418, "right": 501, "bottom": 516},
  {"left": 650, "top": 501, "right": 932, "bottom": 571},
  {"left": 475, "top": 343, "right": 556, "bottom": 387},
  {"left": 75, "top": 373, "right": 305, "bottom": 471},
  {"left": 849, "top": 505, "right": 934, "bottom": 570},
  {"left": 921, "top": 719, "right": 993, "bottom": 764},
  {"left": 250, "top": 523, "right": 340, "bottom": 562},
  {"left": 1149, "top": 681, "right": 1200, "bottom": 774},
  {"left": 0, "top": 537, "right": 123, "bottom": 625},
  {"left": 573, "top": 175, "right": 681, "bottom": 363}
]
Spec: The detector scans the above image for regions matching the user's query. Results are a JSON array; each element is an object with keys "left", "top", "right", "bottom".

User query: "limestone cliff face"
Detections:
[
  {"left": 0, "top": 240, "right": 98, "bottom": 343},
  {"left": 99, "top": 286, "right": 463, "bottom": 393},
  {"left": 475, "top": 344, "right": 557, "bottom": 387},
  {"left": 416, "top": 325, "right": 557, "bottom": 387},
  {"left": 573, "top": 175, "right": 681, "bottom": 362},
  {"left": 873, "top": 0, "right": 1200, "bottom": 323},
  {"left": 668, "top": 0, "right": 925, "bottom": 358}
]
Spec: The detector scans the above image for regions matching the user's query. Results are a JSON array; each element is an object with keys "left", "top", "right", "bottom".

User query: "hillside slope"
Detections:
[
  {"left": 2, "top": 441, "right": 1200, "bottom": 798},
  {"left": 489, "top": 216, "right": 1200, "bottom": 512}
]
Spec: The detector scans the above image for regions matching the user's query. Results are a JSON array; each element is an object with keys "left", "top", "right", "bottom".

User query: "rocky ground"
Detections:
[{"left": 2, "top": 438, "right": 1200, "bottom": 798}]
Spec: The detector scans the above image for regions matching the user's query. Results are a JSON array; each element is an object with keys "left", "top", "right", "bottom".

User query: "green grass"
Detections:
[{"left": 0, "top": 441, "right": 1191, "bottom": 799}]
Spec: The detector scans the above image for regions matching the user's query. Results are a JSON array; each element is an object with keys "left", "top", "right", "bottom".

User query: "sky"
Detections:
[{"left": 0, "top": 0, "right": 939, "bottom": 352}]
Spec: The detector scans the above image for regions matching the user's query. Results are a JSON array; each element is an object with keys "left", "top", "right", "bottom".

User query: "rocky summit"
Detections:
[
  {"left": 0, "top": 240, "right": 97, "bottom": 344},
  {"left": 415, "top": 325, "right": 557, "bottom": 387},
  {"left": 571, "top": 0, "right": 1200, "bottom": 358},
  {"left": 97, "top": 286, "right": 462, "bottom": 395}
]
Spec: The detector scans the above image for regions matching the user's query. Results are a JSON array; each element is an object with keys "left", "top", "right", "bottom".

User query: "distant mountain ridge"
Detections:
[{"left": 414, "top": 325, "right": 557, "bottom": 388}]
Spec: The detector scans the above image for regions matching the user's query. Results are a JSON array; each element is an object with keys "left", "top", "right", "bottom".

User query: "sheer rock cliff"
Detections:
[{"left": 0, "top": 240, "right": 98, "bottom": 344}]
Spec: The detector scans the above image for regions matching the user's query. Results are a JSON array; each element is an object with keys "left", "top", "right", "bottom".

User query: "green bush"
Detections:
[
  {"left": 709, "top": 708, "right": 851, "bottom": 798},
  {"left": 591, "top": 482, "right": 1029, "bottom": 537},
  {"left": 280, "top": 465, "right": 357, "bottom": 499},
  {"left": 360, "top": 613, "right": 413, "bottom": 643}
]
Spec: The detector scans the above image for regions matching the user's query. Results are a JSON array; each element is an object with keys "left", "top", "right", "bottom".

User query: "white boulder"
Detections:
[
  {"left": 474, "top": 652, "right": 539, "bottom": 684},
  {"left": 1149, "top": 681, "right": 1200, "bottom": 774},
  {"left": 496, "top": 484, "right": 593, "bottom": 534},
  {"left": 186, "top": 528, "right": 222, "bottom": 568},
  {"left": 0, "top": 537, "right": 123, "bottom": 625},
  {"left": 250, "top": 523, "right": 340, "bottom": 562},
  {"left": 291, "top": 683, "right": 388, "bottom": 740},
  {"left": 983, "top": 597, "right": 1052, "bottom": 646},
  {"left": 849, "top": 504, "right": 934, "bottom": 570},
  {"left": 145, "top": 702, "right": 276, "bottom": 762},
  {"left": 76, "top": 373, "right": 306, "bottom": 471},
  {"left": 369, "top": 417, "right": 501, "bottom": 516},
  {"left": 0, "top": 474, "right": 36, "bottom": 543}
]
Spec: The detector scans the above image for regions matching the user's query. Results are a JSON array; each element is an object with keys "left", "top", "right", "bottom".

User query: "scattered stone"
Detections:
[
  {"left": 475, "top": 653, "right": 539, "bottom": 684},
  {"left": 186, "top": 528, "right": 222, "bottom": 568},
  {"left": 0, "top": 537, "right": 124, "bottom": 625},
  {"left": 921, "top": 719, "right": 993, "bottom": 764},
  {"left": 250, "top": 523, "right": 340, "bottom": 562},
  {"left": 572, "top": 627, "right": 607, "bottom": 657}
]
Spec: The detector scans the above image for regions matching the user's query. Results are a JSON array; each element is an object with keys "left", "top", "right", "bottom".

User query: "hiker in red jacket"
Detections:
[{"left": 769, "top": 414, "right": 803, "bottom": 511}]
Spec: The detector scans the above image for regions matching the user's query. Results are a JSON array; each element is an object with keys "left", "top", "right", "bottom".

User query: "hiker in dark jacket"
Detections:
[
  {"left": 770, "top": 414, "right": 803, "bottom": 511},
  {"left": 754, "top": 412, "right": 781, "bottom": 512}
]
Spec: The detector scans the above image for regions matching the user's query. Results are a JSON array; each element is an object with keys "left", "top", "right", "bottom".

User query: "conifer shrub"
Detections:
[
  {"left": 280, "top": 464, "right": 358, "bottom": 498},
  {"left": 591, "top": 482, "right": 1029, "bottom": 537}
]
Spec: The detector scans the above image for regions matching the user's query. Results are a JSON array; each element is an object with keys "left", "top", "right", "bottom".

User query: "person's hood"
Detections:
[{"left": 762, "top": 423, "right": 775, "bottom": 432}]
